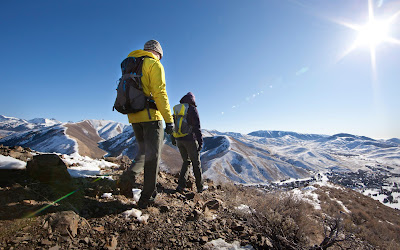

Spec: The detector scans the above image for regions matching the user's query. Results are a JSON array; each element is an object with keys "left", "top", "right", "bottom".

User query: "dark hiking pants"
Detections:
[
  {"left": 129, "top": 121, "right": 163, "bottom": 202},
  {"left": 176, "top": 139, "right": 204, "bottom": 192}
]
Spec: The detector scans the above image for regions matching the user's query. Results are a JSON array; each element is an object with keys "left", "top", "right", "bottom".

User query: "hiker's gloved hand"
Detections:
[
  {"left": 171, "top": 135, "right": 176, "bottom": 146},
  {"left": 165, "top": 123, "right": 174, "bottom": 135}
]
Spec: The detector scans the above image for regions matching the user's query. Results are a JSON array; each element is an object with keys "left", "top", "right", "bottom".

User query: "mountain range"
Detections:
[{"left": 1, "top": 114, "right": 399, "bottom": 185}]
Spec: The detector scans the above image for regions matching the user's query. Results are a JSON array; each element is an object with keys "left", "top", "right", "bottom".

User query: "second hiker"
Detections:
[{"left": 172, "top": 92, "right": 207, "bottom": 193}]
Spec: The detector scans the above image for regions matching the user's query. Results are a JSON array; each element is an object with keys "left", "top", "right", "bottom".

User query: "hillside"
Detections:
[
  {"left": 1, "top": 115, "right": 400, "bottom": 209},
  {"left": 0, "top": 147, "right": 399, "bottom": 249},
  {"left": 2, "top": 115, "right": 399, "bottom": 185}
]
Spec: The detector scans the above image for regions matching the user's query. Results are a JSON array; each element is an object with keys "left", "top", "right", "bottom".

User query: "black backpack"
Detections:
[{"left": 113, "top": 56, "right": 157, "bottom": 118}]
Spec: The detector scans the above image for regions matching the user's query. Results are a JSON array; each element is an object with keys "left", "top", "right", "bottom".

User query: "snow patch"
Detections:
[
  {"left": 203, "top": 238, "right": 254, "bottom": 249},
  {"left": 63, "top": 154, "right": 118, "bottom": 178},
  {"left": 132, "top": 188, "right": 141, "bottom": 202},
  {"left": 122, "top": 208, "right": 149, "bottom": 224},
  {"left": 101, "top": 193, "right": 113, "bottom": 199},
  {"left": 0, "top": 155, "right": 26, "bottom": 170},
  {"left": 291, "top": 186, "right": 321, "bottom": 210},
  {"left": 362, "top": 189, "right": 400, "bottom": 210},
  {"left": 235, "top": 204, "right": 254, "bottom": 214}
]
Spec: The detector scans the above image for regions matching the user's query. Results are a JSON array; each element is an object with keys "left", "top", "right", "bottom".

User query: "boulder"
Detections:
[
  {"left": 204, "top": 199, "right": 223, "bottom": 210},
  {"left": 26, "top": 154, "right": 73, "bottom": 191},
  {"left": 47, "top": 211, "right": 80, "bottom": 237}
]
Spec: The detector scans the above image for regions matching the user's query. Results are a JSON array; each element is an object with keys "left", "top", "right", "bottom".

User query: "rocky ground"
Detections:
[
  {"left": 0, "top": 167, "right": 267, "bottom": 249},
  {"left": 0, "top": 146, "right": 399, "bottom": 249}
]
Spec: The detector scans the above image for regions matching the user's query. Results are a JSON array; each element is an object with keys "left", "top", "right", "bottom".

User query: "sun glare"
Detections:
[
  {"left": 355, "top": 19, "right": 390, "bottom": 48},
  {"left": 334, "top": 0, "right": 400, "bottom": 78}
]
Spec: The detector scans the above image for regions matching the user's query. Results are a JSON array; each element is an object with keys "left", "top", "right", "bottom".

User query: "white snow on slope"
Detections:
[
  {"left": 63, "top": 154, "right": 118, "bottom": 178},
  {"left": 0, "top": 155, "right": 26, "bottom": 169},
  {"left": 87, "top": 119, "right": 129, "bottom": 140},
  {"left": 291, "top": 186, "right": 321, "bottom": 210},
  {"left": 203, "top": 238, "right": 254, "bottom": 250},
  {"left": 28, "top": 118, "right": 61, "bottom": 126},
  {"left": 362, "top": 189, "right": 400, "bottom": 210}
]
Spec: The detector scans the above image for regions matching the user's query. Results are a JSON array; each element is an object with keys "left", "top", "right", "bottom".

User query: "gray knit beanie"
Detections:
[{"left": 144, "top": 40, "right": 163, "bottom": 59}]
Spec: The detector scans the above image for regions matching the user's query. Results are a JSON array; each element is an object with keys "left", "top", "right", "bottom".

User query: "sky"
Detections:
[{"left": 1, "top": 0, "right": 400, "bottom": 139}]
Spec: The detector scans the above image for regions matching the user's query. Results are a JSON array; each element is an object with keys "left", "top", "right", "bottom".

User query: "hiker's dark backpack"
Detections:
[
  {"left": 113, "top": 56, "right": 157, "bottom": 118},
  {"left": 172, "top": 103, "right": 192, "bottom": 138}
]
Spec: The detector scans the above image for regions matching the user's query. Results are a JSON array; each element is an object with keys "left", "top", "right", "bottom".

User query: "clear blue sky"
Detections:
[{"left": 1, "top": 0, "right": 399, "bottom": 139}]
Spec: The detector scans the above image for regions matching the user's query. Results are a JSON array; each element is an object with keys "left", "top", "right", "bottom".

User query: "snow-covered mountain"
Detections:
[
  {"left": 1, "top": 115, "right": 399, "bottom": 186},
  {"left": 0, "top": 125, "right": 76, "bottom": 155},
  {"left": 28, "top": 118, "right": 61, "bottom": 127},
  {"left": 0, "top": 116, "right": 128, "bottom": 158},
  {"left": 87, "top": 119, "right": 129, "bottom": 140},
  {"left": 200, "top": 130, "right": 400, "bottom": 183}
]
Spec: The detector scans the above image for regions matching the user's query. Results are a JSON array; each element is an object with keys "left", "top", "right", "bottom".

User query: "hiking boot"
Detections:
[
  {"left": 198, "top": 185, "right": 209, "bottom": 193},
  {"left": 137, "top": 197, "right": 157, "bottom": 209},
  {"left": 137, "top": 199, "right": 154, "bottom": 209},
  {"left": 136, "top": 191, "right": 158, "bottom": 209}
]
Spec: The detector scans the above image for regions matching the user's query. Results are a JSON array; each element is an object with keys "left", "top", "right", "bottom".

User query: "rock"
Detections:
[
  {"left": 204, "top": 199, "right": 223, "bottom": 210},
  {"left": 43, "top": 220, "right": 49, "bottom": 229},
  {"left": 22, "top": 200, "right": 37, "bottom": 205},
  {"left": 200, "top": 236, "right": 208, "bottom": 244},
  {"left": 105, "top": 236, "right": 118, "bottom": 250},
  {"left": 40, "top": 239, "right": 53, "bottom": 245},
  {"left": 93, "top": 226, "right": 105, "bottom": 232},
  {"left": 262, "top": 236, "right": 273, "bottom": 248},
  {"left": 185, "top": 192, "right": 196, "bottom": 200},
  {"left": 232, "top": 224, "right": 245, "bottom": 231},
  {"left": 48, "top": 211, "right": 80, "bottom": 237},
  {"left": 104, "top": 157, "right": 118, "bottom": 163},
  {"left": 11, "top": 146, "right": 24, "bottom": 152},
  {"left": 49, "top": 245, "right": 60, "bottom": 250},
  {"left": 187, "top": 209, "right": 202, "bottom": 221},
  {"left": 26, "top": 154, "right": 73, "bottom": 191},
  {"left": 160, "top": 205, "right": 170, "bottom": 213},
  {"left": 12, "top": 235, "right": 31, "bottom": 244},
  {"left": 79, "top": 237, "right": 90, "bottom": 244}
]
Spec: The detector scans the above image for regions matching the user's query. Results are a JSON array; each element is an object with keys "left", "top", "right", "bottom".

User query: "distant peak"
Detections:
[{"left": 28, "top": 118, "right": 61, "bottom": 126}]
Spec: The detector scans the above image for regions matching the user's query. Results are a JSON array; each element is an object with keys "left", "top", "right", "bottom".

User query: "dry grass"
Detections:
[
  {"left": 218, "top": 183, "right": 323, "bottom": 249},
  {"left": 214, "top": 182, "right": 400, "bottom": 249},
  {"left": 315, "top": 186, "right": 400, "bottom": 249}
]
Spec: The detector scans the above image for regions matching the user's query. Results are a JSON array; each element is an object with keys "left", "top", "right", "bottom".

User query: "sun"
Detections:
[
  {"left": 336, "top": 0, "right": 400, "bottom": 75},
  {"left": 354, "top": 19, "right": 390, "bottom": 48}
]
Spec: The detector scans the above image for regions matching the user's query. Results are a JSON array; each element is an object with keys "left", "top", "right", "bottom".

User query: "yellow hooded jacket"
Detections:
[{"left": 126, "top": 50, "right": 173, "bottom": 124}]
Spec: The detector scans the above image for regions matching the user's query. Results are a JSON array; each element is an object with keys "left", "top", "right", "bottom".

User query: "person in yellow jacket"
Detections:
[{"left": 118, "top": 40, "right": 174, "bottom": 209}]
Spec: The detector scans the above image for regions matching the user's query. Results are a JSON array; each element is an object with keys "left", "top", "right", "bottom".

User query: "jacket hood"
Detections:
[
  {"left": 127, "top": 50, "right": 159, "bottom": 60},
  {"left": 180, "top": 92, "right": 196, "bottom": 107}
]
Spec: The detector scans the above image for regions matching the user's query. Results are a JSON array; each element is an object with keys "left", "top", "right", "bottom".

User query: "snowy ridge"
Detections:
[
  {"left": 87, "top": 119, "right": 129, "bottom": 140},
  {"left": 28, "top": 118, "right": 61, "bottom": 127},
  {"left": 0, "top": 125, "right": 78, "bottom": 155},
  {"left": 248, "top": 130, "right": 327, "bottom": 140},
  {"left": 98, "top": 126, "right": 137, "bottom": 159},
  {"left": 1, "top": 115, "right": 400, "bottom": 186},
  {"left": 201, "top": 135, "right": 310, "bottom": 184}
]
